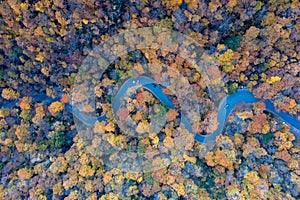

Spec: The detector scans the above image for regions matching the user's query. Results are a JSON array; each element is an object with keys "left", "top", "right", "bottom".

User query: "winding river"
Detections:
[
  {"left": 2, "top": 76, "right": 300, "bottom": 144},
  {"left": 113, "top": 76, "right": 300, "bottom": 144}
]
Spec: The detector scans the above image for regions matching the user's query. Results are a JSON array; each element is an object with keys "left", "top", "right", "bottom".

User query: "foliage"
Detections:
[
  {"left": 227, "top": 82, "right": 238, "bottom": 94},
  {"left": 154, "top": 17, "right": 173, "bottom": 29},
  {"left": 218, "top": 49, "right": 235, "bottom": 73},
  {"left": 38, "top": 132, "right": 69, "bottom": 150},
  {"left": 224, "top": 35, "right": 241, "bottom": 51},
  {"left": 0, "top": 0, "right": 299, "bottom": 198},
  {"left": 1, "top": 88, "right": 20, "bottom": 100},
  {"left": 48, "top": 101, "right": 64, "bottom": 116}
]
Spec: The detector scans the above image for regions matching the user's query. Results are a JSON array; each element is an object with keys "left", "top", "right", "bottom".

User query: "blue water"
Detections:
[
  {"left": 112, "top": 76, "right": 300, "bottom": 143},
  {"left": 2, "top": 76, "right": 299, "bottom": 144}
]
